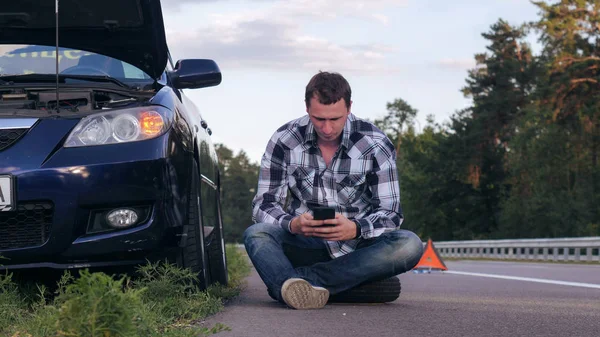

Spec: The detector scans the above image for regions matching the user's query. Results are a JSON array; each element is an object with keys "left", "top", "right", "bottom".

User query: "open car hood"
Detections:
[{"left": 0, "top": 0, "right": 168, "bottom": 79}]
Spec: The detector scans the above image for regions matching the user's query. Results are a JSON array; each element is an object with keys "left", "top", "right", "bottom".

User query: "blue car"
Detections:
[{"left": 0, "top": 0, "right": 228, "bottom": 288}]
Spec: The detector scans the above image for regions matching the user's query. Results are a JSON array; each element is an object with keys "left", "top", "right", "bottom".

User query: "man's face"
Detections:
[{"left": 306, "top": 96, "right": 351, "bottom": 143}]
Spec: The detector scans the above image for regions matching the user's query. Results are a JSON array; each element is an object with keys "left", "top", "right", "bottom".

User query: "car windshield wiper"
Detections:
[{"left": 0, "top": 73, "right": 136, "bottom": 90}]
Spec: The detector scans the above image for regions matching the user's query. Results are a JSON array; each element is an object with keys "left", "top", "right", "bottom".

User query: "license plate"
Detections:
[{"left": 0, "top": 175, "right": 15, "bottom": 212}]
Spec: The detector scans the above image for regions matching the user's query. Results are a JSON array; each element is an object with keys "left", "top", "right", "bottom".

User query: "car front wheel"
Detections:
[
  {"left": 177, "top": 160, "right": 211, "bottom": 289},
  {"left": 206, "top": 183, "right": 228, "bottom": 286}
]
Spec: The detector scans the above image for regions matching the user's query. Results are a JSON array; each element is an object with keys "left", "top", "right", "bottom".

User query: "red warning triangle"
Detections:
[{"left": 413, "top": 238, "right": 448, "bottom": 271}]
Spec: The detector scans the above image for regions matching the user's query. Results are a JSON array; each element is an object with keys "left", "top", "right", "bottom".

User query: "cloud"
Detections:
[
  {"left": 271, "top": 0, "right": 404, "bottom": 23},
  {"left": 160, "top": 0, "right": 280, "bottom": 11},
  {"left": 168, "top": 19, "right": 399, "bottom": 74},
  {"left": 436, "top": 58, "right": 477, "bottom": 70},
  {"left": 165, "top": 0, "right": 406, "bottom": 74}
]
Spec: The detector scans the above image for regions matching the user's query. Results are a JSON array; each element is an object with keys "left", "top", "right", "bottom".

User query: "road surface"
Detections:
[{"left": 201, "top": 260, "right": 600, "bottom": 337}]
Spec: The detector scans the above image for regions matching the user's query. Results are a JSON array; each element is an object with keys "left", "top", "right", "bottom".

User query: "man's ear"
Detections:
[{"left": 348, "top": 100, "right": 353, "bottom": 114}]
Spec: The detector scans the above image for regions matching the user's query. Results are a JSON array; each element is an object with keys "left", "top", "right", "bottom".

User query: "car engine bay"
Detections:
[{"left": 0, "top": 87, "right": 148, "bottom": 114}]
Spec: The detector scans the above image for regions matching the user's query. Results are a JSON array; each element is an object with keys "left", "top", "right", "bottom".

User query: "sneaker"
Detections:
[{"left": 281, "top": 278, "right": 329, "bottom": 309}]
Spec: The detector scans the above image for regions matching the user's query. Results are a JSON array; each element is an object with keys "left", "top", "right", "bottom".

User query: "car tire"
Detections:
[
  {"left": 206, "top": 183, "right": 228, "bottom": 286},
  {"left": 327, "top": 276, "right": 401, "bottom": 303},
  {"left": 177, "top": 159, "right": 211, "bottom": 289}
]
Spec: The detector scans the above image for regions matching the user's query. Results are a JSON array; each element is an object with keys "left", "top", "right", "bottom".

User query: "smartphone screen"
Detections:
[{"left": 312, "top": 206, "right": 335, "bottom": 221}]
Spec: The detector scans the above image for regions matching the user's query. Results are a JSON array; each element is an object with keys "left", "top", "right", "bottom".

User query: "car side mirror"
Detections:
[{"left": 169, "top": 59, "right": 222, "bottom": 89}]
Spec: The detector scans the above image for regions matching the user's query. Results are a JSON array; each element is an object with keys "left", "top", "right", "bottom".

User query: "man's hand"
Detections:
[
  {"left": 290, "top": 213, "right": 327, "bottom": 236},
  {"left": 312, "top": 213, "right": 358, "bottom": 241}
]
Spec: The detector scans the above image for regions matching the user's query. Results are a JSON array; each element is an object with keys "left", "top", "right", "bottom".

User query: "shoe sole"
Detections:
[
  {"left": 328, "top": 276, "right": 401, "bottom": 303},
  {"left": 281, "top": 278, "right": 329, "bottom": 309}
]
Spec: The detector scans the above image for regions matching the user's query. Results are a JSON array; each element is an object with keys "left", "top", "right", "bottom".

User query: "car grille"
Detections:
[
  {"left": 0, "top": 202, "right": 53, "bottom": 250},
  {"left": 0, "top": 128, "right": 27, "bottom": 151}
]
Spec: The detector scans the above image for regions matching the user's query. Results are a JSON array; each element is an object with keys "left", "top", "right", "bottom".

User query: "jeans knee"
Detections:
[
  {"left": 386, "top": 230, "right": 424, "bottom": 268},
  {"left": 403, "top": 231, "right": 425, "bottom": 267},
  {"left": 243, "top": 222, "right": 282, "bottom": 246}
]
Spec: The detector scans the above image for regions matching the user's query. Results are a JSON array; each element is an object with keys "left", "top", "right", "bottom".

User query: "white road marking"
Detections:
[{"left": 445, "top": 270, "right": 600, "bottom": 289}]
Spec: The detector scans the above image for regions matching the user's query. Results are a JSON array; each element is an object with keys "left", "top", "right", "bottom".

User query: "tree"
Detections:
[
  {"left": 374, "top": 98, "right": 418, "bottom": 158},
  {"left": 534, "top": 0, "right": 600, "bottom": 203},
  {"left": 378, "top": 19, "right": 543, "bottom": 240},
  {"left": 498, "top": 0, "right": 600, "bottom": 238},
  {"left": 216, "top": 144, "right": 260, "bottom": 242},
  {"left": 459, "top": 19, "right": 537, "bottom": 237}
]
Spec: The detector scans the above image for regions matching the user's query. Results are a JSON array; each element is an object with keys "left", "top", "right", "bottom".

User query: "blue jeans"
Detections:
[{"left": 243, "top": 223, "right": 424, "bottom": 302}]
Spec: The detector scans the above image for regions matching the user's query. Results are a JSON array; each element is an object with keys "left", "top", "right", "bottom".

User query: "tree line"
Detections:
[{"left": 216, "top": 0, "right": 600, "bottom": 243}]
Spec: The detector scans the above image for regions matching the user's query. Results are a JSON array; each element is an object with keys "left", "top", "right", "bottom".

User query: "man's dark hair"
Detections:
[{"left": 305, "top": 71, "right": 352, "bottom": 110}]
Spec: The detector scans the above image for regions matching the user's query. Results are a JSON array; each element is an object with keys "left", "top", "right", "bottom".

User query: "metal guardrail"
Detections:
[{"left": 432, "top": 237, "right": 600, "bottom": 263}]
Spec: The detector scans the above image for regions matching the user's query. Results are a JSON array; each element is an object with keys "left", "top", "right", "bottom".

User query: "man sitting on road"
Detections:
[{"left": 244, "top": 71, "right": 424, "bottom": 309}]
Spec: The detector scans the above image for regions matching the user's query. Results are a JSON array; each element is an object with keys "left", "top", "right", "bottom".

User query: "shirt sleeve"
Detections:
[
  {"left": 354, "top": 137, "right": 403, "bottom": 239},
  {"left": 251, "top": 133, "right": 294, "bottom": 232}
]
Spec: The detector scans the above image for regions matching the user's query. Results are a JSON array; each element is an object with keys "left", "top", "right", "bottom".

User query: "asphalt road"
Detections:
[{"left": 201, "top": 260, "right": 600, "bottom": 337}]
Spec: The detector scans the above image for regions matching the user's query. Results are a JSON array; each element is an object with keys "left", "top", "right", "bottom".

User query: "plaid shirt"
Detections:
[{"left": 252, "top": 113, "right": 403, "bottom": 258}]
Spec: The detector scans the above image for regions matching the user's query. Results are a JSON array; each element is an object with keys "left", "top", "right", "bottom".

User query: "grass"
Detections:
[{"left": 0, "top": 244, "right": 251, "bottom": 337}]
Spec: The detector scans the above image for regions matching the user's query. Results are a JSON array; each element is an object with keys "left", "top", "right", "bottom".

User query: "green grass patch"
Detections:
[{"left": 1, "top": 244, "right": 251, "bottom": 337}]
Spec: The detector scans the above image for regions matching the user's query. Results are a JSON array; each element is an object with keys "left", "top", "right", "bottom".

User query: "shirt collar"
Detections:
[{"left": 304, "top": 113, "right": 353, "bottom": 150}]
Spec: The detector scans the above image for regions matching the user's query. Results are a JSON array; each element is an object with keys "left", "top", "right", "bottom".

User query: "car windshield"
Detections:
[{"left": 0, "top": 44, "right": 154, "bottom": 83}]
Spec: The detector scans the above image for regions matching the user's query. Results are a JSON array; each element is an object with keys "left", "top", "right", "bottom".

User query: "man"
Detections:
[{"left": 244, "top": 71, "right": 423, "bottom": 310}]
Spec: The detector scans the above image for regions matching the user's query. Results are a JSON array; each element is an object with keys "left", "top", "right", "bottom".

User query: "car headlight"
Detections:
[{"left": 64, "top": 106, "right": 173, "bottom": 147}]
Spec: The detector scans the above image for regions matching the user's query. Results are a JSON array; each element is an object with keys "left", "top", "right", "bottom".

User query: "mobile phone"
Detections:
[{"left": 312, "top": 206, "right": 335, "bottom": 221}]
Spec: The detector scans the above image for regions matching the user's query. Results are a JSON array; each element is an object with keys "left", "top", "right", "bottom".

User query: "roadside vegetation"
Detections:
[{"left": 0, "top": 244, "right": 250, "bottom": 337}]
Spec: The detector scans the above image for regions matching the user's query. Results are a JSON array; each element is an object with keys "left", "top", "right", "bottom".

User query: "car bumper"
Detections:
[{"left": 0, "top": 156, "right": 191, "bottom": 269}]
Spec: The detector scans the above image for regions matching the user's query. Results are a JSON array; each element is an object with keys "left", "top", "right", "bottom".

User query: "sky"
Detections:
[{"left": 159, "top": 0, "right": 542, "bottom": 163}]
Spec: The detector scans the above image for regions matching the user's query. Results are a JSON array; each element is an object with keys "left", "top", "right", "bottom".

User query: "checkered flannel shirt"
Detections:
[{"left": 251, "top": 113, "right": 404, "bottom": 258}]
